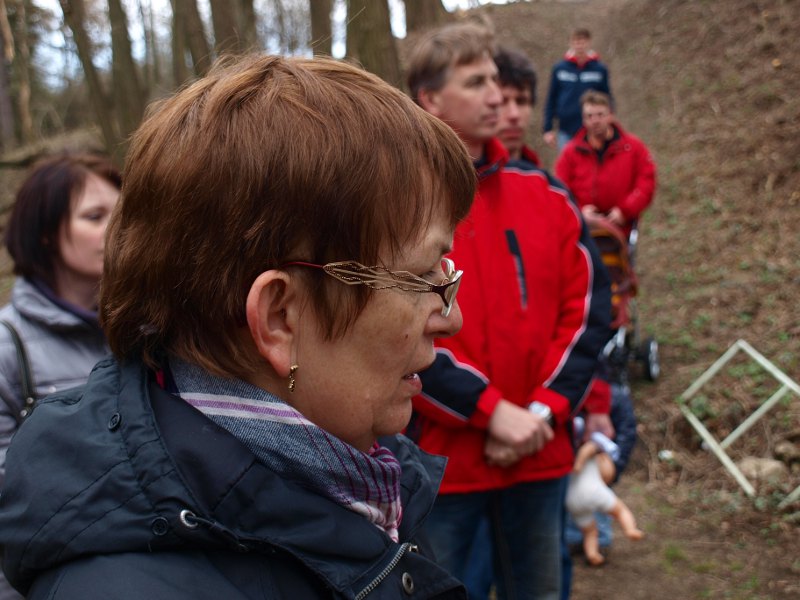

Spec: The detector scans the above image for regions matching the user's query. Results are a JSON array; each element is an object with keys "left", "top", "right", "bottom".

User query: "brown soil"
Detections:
[{"left": 475, "top": 0, "right": 799, "bottom": 598}]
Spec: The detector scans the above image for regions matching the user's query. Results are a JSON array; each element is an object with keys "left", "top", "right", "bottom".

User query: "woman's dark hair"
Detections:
[{"left": 4, "top": 152, "right": 121, "bottom": 288}]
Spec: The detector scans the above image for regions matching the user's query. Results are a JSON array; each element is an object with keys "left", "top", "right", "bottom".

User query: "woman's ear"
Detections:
[{"left": 245, "top": 270, "right": 298, "bottom": 378}]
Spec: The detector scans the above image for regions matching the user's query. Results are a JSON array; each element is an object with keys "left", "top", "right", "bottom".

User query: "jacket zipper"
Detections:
[
  {"left": 354, "top": 542, "right": 415, "bottom": 600},
  {"left": 505, "top": 230, "right": 528, "bottom": 309}
]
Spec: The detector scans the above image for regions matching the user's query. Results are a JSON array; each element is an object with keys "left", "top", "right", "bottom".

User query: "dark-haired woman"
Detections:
[{"left": 0, "top": 153, "right": 120, "bottom": 482}]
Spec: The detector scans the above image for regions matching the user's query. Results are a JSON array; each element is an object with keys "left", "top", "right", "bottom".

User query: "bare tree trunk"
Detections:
[
  {"left": 139, "top": 0, "right": 160, "bottom": 88},
  {"left": 237, "top": 0, "right": 258, "bottom": 51},
  {"left": 404, "top": 0, "right": 449, "bottom": 33},
  {"left": 12, "top": 0, "right": 32, "bottom": 144},
  {"left": 346, "top": 0, "right": 401, "bottom": 88},
  {"left": 58, "top": 0, "right": 120, "bottom": 162},
  {"left": 108, "top": 0, "right": 146, "bottom": 139},
  {"left": 179, "top": 0, "right": 212, "bottom": 75},
  {"left": 169, "top": 0, "right": 189, "bottom": 85},
  {"left": 0, "top": 0, "right": 12, "bottom": 61},
  {"left": 209, "top": 0, "right": 241, "bottom": 55},
  {"left": 309, "top": 0, "right": 332, "bottom": 56},
  {"left": 0, "top": 1, "right": 15, "bottom": 149}
]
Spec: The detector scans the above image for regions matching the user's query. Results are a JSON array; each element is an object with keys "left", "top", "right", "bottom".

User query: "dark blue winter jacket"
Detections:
[
  {"left": 543, "top": 54, "right": 612, "bottom": 137},
  {"left": 0, "top": 359, "right": 465, "bottom": 599}
]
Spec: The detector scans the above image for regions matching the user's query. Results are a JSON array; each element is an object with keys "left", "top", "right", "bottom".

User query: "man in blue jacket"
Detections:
[{"left": 543, "top": 28, "right": 612, "bottom": 152}]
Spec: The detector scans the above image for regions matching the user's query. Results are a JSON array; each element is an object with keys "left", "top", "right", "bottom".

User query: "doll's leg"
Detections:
[
  {"left": 581, "top": 521, "right": 605, "bottom": 566},
  {"left": 609, "top": 499, "right": 643, "bottom": 540}
]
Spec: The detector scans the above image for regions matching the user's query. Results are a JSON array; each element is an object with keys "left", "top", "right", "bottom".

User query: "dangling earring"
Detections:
[{"left": 288, "top": 364, "right": 299, "bottom": 393}]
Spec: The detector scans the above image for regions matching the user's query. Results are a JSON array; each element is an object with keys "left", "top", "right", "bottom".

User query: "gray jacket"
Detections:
[{"left": 0, "top": 277, "right": 109, "bottom": 486}]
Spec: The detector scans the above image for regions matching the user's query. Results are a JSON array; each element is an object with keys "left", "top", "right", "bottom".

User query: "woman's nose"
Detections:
[{"left": 430, "top": 299, "right": 463, "bottom": 339}]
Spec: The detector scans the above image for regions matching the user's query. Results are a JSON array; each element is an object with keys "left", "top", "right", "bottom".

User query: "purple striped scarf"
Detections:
[{"left": 169, "top": 357, "right": 403, "bottom": 541}]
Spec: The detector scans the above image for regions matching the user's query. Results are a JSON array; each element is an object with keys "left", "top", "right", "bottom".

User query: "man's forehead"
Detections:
[
  {"left": 450, "top": 54, "right": 496, "bottom": 76},
  {"left": 501, "top": 85, "right": 531, "bottom": 99},
  {"left": 583, "top": 103, "right": 610, "bottom": 113}
]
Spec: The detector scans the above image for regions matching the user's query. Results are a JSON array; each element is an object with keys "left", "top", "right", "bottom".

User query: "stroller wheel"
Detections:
[{"left": 640, "top": 338, "right": 660, "bottom": 381}]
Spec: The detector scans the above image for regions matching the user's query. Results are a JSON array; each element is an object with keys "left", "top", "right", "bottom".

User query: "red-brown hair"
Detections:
[{"left": 101, "top": 54, "right": 475, "bottom": 378}]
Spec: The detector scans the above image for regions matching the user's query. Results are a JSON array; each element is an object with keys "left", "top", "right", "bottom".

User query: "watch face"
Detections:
[{"left": 529, "top": 402, "right": 554, "bottom": 426}]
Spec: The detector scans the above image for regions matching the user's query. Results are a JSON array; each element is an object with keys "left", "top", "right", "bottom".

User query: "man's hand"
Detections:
[
  {"left": 487, "top": 399, "right": 554, "bottom": 456},
  {"left": 580, "top": 204, "right": 602, "bottom": 221},
  {"left": 484, "top": 436, "right": 521, "bottom": 468},
  {"left": 607, "top": 206, "right": 626, "bottom": 227},
  {"left": 543, "top": 131, "right": 557, "bottom": 148},
  {"left": 584, "top": 412, "right": 615, "bottom": 441}
]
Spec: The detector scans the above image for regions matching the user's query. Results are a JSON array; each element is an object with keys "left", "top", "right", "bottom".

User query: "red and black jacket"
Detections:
[
  {"left": 556, "top": 123, "right": 656, "bottom": 235},
  {"left": 411, "top": 139, "right": 612, "bottom": 494}
]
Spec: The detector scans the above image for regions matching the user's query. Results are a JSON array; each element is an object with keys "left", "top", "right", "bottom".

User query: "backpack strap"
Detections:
[{"left": 0, "top": 320, "right": 37, "bottom": 424}]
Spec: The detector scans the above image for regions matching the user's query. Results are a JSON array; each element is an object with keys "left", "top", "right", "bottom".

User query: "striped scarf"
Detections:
[{"left": 169, "top": 357, "right": 403, "bottom": 541}]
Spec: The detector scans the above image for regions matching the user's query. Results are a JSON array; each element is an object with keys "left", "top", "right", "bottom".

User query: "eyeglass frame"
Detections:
[{"left": 281, "top": 257, "right": 463, "bottom": 317}]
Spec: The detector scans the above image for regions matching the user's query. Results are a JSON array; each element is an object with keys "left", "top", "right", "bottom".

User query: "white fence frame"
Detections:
[{"left": 678, "top": 339, "right": 800, "bottom": 508}]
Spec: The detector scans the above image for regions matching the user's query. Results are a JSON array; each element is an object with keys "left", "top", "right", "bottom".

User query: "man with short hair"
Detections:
[
  {"left": 407, "top": 23, "right": 612, "bottom": 600},
  {"left": 556, "top": 90, "right": 656, "bottom": 235},
  {"left": 543, "top": 28, "right": 612, "bottom": 151},
  {"left": 493, "top": 46, "right": 539, "bottom": 165}
]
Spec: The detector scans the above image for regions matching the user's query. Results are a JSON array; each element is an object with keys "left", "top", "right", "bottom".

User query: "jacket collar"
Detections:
[
  {"left": 12, "top": 277, "right": 100, "bottom": 331},
  {"left": 475, "top": 138, "right": 509, "bottom": 180},
  {"left": 572, "top": 123, "right": 627, "bottom": 154},
  {"left": 520, "top": 145, "right": 541, "bottom": 167},
  {"left": 140, "top": 362, "right": 446, "bottom": 593},
  {"left": 565, "top": 49, "right": 600, "bottom": 67}
]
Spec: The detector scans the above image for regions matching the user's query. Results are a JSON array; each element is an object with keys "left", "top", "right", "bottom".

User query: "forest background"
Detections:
[{"left": 0, "top": 0, "right": 798, "bottom": 598}]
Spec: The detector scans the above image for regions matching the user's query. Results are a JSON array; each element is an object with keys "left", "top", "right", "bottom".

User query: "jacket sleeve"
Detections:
[
  {"left": 554, "top": 149, "right": 574, "bottom": 193},
  {"left": 582, "top": 377, "right": 611, "bottom": 415},
  {"left": 602, "top": 65, "right": 612, "bottom": 102},
  {"left": 415, "top": 222, "right": 505, "bottom": 431},
  {"left": 543, "top": 66, "right": 560, "bottom": 133},
  {"left": 414, "top": 349, "right": 504, "bottom": 430},
  {"left": 609, "top": 384, "right": 638, "bottom": 480},
  {"left": 619, "top": 140, "right": 656, "bottom": 221},
  {"left": 530, "top": 187, "right": 612, "bottom": 416},
  {"left": 0, "top": 331, "right": 21, "bottom": 488}
]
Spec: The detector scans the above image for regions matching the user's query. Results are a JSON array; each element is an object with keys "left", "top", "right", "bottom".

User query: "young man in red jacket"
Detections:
[
  {"left": 407, "top": 23, "right": 612, "bottom": 600},
  {"left": 493, "top": 46, "right": 540, "bottom": 166},
  {"left": 556, "top": 90, "right": 656, "bottom": 236}
]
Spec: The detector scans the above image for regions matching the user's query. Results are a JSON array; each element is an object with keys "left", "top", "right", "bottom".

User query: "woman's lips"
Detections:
[{"left": 402, "top": 372, "right": 423, "bottom": 394}]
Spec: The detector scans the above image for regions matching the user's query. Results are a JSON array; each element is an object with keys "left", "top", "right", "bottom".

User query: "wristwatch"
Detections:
[{"left": 528, "top": 401, "right": 554, "bottom": 427}]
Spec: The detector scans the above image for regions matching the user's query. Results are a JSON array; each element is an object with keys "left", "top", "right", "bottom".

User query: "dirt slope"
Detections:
[{"left": 476, "top": 0, "right": 799, "bottom": 597}]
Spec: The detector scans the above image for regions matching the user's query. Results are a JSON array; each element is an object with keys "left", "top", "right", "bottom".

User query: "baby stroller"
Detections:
[{"left": 586, "top": 215, "right": 659, "bottom": 384}]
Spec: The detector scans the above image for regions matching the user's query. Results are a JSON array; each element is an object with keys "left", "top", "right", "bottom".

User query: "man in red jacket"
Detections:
[
  {"left": 555, "top": 90, "right": 656, "bottom": 236},
  {"left": 407, "top": 23, "right": 612, "bottom": 600}
]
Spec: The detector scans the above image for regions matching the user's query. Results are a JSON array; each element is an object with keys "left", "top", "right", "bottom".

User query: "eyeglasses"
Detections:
[{"left": 282, "top": 257, "right": 463, "bottom": 317}]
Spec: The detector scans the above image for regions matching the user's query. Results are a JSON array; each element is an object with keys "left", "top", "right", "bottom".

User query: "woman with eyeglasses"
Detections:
[{"left": 0, "top": 55, "right": 474, "bottom": 599}]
